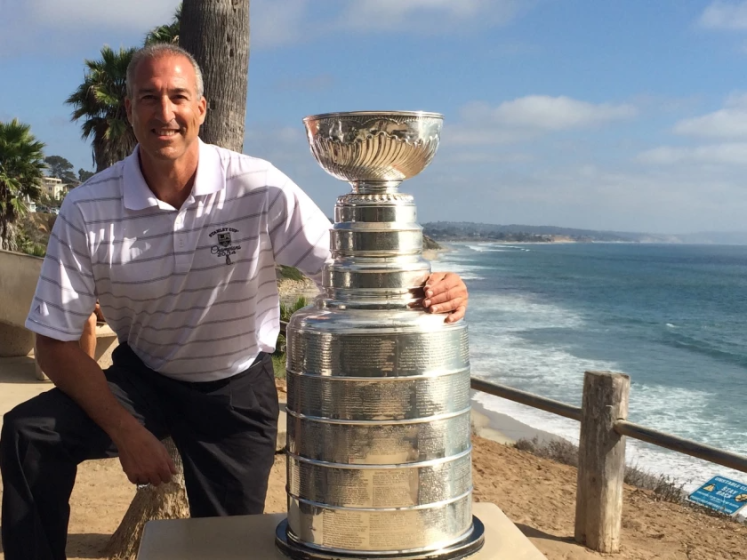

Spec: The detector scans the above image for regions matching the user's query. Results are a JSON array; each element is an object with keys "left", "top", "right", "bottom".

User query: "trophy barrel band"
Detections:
[
  {"left": 332, "top": 229, "right": 423, "bottom": 257},
  {"left": 286, "top": 367, "right": 470, "bottom": 420},
  {"left": 335, "top": 205, "right": 417, "bottom": 224},
  {"left": 287, "top": 327, "right": 470, "bottom": 377},
  {"left": 287, "top": 451, "right": 472, "bottom": 508},
  {"left": 275, "top": 517, "right": 484, "bottom": 560},
  {"left": 287, "top": 409, "right": 472, "bottom": 464}
]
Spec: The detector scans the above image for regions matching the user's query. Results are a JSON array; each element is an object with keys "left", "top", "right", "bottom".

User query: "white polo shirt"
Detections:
[{"left": 26, "top": 140, "right": 331, "bottom": 381}]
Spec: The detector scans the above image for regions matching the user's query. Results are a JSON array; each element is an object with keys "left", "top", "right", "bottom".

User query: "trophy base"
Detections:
[{"left": 275, "top": 516, "right": 485, "bottom": 560}]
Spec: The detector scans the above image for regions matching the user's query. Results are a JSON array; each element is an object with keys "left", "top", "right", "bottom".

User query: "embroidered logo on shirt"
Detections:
[{"left": 209, "top": 227, "right": 241, "bottom": 265}]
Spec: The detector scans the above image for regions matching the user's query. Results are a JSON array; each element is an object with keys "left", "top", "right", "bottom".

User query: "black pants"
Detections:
[{"left": 0, "top": 344, "right": 279, "bottom": 560}]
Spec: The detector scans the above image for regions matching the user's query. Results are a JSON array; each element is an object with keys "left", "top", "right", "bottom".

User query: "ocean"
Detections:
[{"left": 440, "top": 241, "right": 747, "bottom": 492}]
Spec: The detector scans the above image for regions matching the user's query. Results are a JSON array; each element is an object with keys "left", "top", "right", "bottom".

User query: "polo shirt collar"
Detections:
[{"left": 122, "top": 139, "right": 226, "bottom": 210}]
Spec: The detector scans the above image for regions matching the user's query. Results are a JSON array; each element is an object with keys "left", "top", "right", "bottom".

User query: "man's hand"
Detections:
[
  {"left": 423, "top": 272, "right": 469, "bottom": 323},
  {"left": 113, "top": 423, "right": 177, "bottom": 486}
]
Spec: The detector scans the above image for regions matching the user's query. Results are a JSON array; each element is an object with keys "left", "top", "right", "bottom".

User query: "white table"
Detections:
[{"left": 138, "top": 502, "right": 546, "bottom": 559}]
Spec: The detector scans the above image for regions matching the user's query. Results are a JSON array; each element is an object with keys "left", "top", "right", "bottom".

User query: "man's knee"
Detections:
[
  {"left": 1, "top": 399, "right": 45, "bottom": 441},
  {"left": 0, "top": 403, "right": 35, "bottom": 467},
  {"left": 1, "top": 394, "right": 80, "bottom": 467}
]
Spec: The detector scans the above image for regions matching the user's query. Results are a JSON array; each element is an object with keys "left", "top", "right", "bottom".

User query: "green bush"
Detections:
[
  {"left": 272, "top": 296, "right": 310, "bottom": 378},
  {"left": 271, "top": 354, "right": 286, "bottom": 379},
  {"left": 278, "top": 265, "right": 305, "bottom": 282}
]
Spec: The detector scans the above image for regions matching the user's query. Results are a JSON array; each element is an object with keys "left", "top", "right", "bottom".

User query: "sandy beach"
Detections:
[{"left": 1, "top": 355, "right": 746, "bottom": 559}]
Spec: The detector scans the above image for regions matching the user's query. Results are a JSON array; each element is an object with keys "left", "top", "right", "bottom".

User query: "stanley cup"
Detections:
[{"left": 275, "top": 111, "right": 484, "bottom": 560}]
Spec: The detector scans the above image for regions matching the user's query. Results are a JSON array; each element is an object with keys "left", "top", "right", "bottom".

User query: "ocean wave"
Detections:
[
  {"left": 468, "top": 291, "right": 586, "bottom": 331},
  {"left": 466, "top": 244, "right": 526, "bottom": 253},
  {"left": 437, "top": 262, "right": 489, "bottom": 281},
  {"left": 661, "top": 329, "right": 747, "bottom": 369}
]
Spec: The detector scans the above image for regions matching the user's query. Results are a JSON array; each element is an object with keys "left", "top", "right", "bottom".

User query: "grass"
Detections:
[
  {"left": 277, "top": 265, "right": 306, "bottom": 282},
  {"left": 271, "top": 354, "right": 286, "bottom": 379}
]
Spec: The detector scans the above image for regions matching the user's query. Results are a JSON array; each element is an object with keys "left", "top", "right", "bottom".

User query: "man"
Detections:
[{"left": 0, "top": 44, "right": 469, "bottom": 560}]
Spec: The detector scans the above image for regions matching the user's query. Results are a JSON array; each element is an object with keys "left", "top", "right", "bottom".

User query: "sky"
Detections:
[{"left": 5, "top": 1, "right": 747, "bottom": 234}]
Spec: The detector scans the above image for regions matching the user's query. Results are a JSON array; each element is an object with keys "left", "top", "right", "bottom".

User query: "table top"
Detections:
[{"left": 137, "top": 502, "right": 546, "bottom": 560}]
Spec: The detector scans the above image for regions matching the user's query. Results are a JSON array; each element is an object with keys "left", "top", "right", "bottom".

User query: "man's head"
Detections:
[{"left": 125, "top": 44, "right": 207, "bottom": 164}]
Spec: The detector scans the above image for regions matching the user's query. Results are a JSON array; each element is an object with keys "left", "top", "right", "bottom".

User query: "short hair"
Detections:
[{"left": 126, "top": 44, "right": 205, "bottom": 99}]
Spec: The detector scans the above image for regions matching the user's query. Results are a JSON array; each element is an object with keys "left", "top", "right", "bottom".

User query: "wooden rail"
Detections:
[
  {"left": 471, "top": 372, "right": 747, "bottom": 553},
  {"left": 470, "top": 377, "right": 581, "bottom": 421},
  {"left": 614, "top": 420, "right": 747, "bottom": 473}
]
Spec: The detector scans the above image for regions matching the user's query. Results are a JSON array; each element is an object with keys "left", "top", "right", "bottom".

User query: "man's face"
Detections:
[{"left": 125, "top": 54, "right": 207, "bottom": 163}]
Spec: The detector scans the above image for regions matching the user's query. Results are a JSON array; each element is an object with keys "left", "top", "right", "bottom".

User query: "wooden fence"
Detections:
[{"left": 472, "top": 372, "right": 747, "bottom": 553}]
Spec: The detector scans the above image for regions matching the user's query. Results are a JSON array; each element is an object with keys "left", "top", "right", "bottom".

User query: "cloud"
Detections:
[
  {"left": 673, "top": 93, "right": 747, "bottom": 138},
  {"left": 1, "top": 0, "right": 528, "bottom": 54},
  {"left": 481, "top": 96, "right": 637, "bottom": 130},
  {"left": 699, "top": 1, "right": 747, "bottom": 31},
  {"left": 444, "top": 96, "right": 638, "bottom": 146},
  {"left": 414, "top": 153, "right": 747, "bottom": 233},
  {"left": 250, "top": 0, "right": 527, "bottom": 49},
  {"left": 637, "top": 143, "right": 747, "bottom": 165},
  {"left": 0, "top": 0, "right": 181, "bottom": 56},
  {"left": 441, "top": 152, "right": 534, "bottom": 165},
  {"left": 29, "top": 0, "right": 180, "bottom": 32},
  {"left": 338, "top": 0, "right": 524, "bottom": 31}
]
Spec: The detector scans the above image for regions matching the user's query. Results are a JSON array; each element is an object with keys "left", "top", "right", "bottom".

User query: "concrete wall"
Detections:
[
  {"left": 0, "top": 250, "right": 43, "bottom": 356},
  {"left": 0, "top": 250, "right": 117, "bottom": 366},
  {"left": 0, "top": 249, "right": 42, "bottom": 329}
]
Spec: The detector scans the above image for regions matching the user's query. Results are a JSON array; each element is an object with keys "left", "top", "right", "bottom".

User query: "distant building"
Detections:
[{"left": 41, "top": 177, "right": 66, "bottom": 201}]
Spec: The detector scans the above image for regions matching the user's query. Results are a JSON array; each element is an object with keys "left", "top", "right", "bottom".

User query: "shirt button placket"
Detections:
[{"left": 174, "top": 211, "right": 188, "bottom": 272}]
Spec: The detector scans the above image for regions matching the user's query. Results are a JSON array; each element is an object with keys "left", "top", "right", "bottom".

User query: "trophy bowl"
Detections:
[{"left": 303, "top": 110, "right": 443, "bottom": 190}]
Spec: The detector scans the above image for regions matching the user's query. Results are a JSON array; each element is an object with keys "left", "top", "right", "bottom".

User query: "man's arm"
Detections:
[
  {"left": 266, "top": 171, "right": 332, "bottom": 288},
  {"left": 35, "top": 335, "right": 176, "bottom": 486},
  {"left": 28, "top": 193, "right": 175, "bottom": 486}
]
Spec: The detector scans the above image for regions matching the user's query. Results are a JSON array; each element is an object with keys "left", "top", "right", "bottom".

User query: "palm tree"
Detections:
[
  {"left": 0, "top": 119, "right": 45, "bottom": 252},
  {"left": 66, "top": 46, "right": 137, "bottom": 173},
  {"left": 145, "top": 3, "right": 182, "bottom": 45}
]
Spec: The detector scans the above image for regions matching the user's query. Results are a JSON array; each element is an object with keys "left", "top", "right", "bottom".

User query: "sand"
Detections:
[{"left": 1, "top": 358, "right": 746, "bottom": 559}]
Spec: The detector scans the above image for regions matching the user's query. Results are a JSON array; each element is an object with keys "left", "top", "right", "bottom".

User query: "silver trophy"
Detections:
[{"left": 275, "top": 111, "right": 484, "bottom": 560}]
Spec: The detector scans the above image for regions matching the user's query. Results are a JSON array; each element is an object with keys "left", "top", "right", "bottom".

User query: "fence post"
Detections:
[{"left": 574, "top": 370, "right": 630, "bottom": 553}]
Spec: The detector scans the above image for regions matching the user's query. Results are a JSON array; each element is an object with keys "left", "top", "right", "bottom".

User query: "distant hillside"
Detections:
[{"left": 422, "top": 222, "right": 680, "bottom": 244}]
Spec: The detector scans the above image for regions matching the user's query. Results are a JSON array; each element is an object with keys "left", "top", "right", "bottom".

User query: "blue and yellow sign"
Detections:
[{"left": 688, "top": 476, "right": 747, "bottom": 515}]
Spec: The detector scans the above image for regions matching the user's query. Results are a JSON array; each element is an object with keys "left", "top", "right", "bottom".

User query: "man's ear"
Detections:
[
  {"left": 198, "top": 96, "right": 207, "bottom": 125},
  {"left": 125, "top": 97, "right": 133, "bottom": 124}
]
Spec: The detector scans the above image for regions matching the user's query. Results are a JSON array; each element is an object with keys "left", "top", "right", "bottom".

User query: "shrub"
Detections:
[
  {"left": 277, "top": 265, "right": 305, "bottom": 282},
  {"left": 273, "top": 296, "right": 310, "bottom": 379}
]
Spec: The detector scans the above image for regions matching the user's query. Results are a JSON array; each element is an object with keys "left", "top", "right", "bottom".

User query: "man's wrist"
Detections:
[{"left": 102, "top": 409, "right": 142, "bottom": 446}]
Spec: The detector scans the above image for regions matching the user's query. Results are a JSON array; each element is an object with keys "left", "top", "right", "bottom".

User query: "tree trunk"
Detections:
[
  {"left": 105, "top": 439, "right": 189, "bottom": 560},
  {"left": 1, "top": 220, "right": 18, "bottom": 252},
  {"left": 180, "top": 0, "right": 250, "bottom": 152}
]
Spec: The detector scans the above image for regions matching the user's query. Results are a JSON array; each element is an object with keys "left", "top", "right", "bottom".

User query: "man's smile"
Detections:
[{"left": 153, "top": 128, "right": 180, "bottom": 139}]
